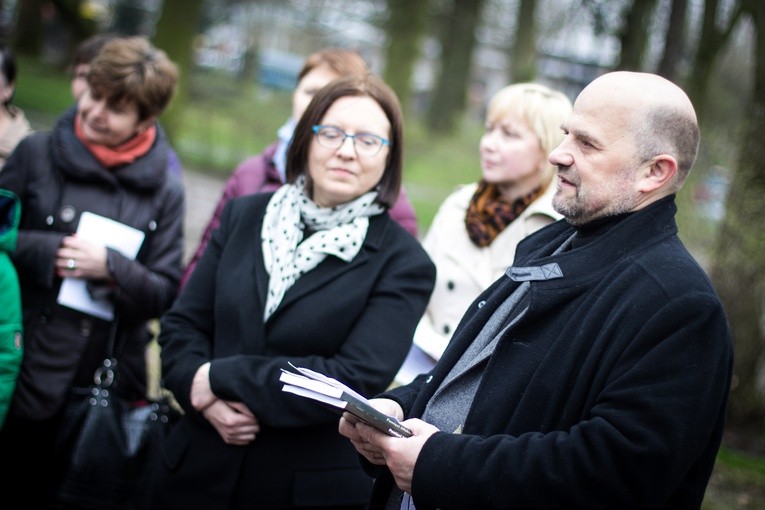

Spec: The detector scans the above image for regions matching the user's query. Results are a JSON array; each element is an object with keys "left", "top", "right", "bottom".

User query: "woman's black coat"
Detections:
[{"left": 154, "top": 192, "right": 435, "bottom": 509}]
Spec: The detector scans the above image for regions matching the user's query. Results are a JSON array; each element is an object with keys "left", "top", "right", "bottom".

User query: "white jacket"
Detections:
[{"left": 394, "top": 181, "right": 561, "bottom": 385}]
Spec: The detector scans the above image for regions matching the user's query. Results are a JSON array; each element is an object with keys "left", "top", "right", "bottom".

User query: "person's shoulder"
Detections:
[
  {"left": 162, "top": 170, "right": 185, "bottom": 195},
  {"left": 16, "top": 129, "right": 49, "bottom": 148},
  {"left": 6, "top": 130, "right": 50, "bottom": 166},
  {"left": 227, "top": 191, "right": 274, "bottom": 216},
  {"left": 514, "top": 218, "right": 570, "bottom": 258},
  {"left": 640, "top": 235, "right": 713, "bottom": 289},
  {"left": 234, "top": 142, "right": 279, "bottom": 173},
  {"left": 442, "top": 182, "right": 477, "bottom": 208},
  {"left": 370, "top": 213, "right": 432, "bottom": 260},
  {"left": 213, "top": 193, "right": 272, "bottom": 235}
]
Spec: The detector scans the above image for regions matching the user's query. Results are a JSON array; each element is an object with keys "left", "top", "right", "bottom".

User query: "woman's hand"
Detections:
[
  {"left": 190, "top": 362, "right": 216, "bottom": 411},
  {"left": 56, "top": 234, "right": 110, "bottom": 280},
  {"left": 203, "top": 400, "right": 260, "bottom": 445}
]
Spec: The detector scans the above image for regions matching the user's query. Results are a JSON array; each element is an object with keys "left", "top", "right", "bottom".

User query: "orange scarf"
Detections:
[{"left": 75, "top": 114, "right": 156, "bottom": 168}]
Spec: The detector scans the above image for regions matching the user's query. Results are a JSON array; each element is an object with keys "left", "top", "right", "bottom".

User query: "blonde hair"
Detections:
[{"left": 486, "top": 83, "right": 572, "bottom": 185}]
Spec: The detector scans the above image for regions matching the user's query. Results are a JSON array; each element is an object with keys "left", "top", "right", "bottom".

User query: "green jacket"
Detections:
[{"left": 0, "top": 188, "right": 22, "bottom": 427}]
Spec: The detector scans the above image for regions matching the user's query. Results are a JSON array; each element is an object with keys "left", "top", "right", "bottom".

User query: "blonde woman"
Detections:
[{"left": 395, "top": 83, "right": 572, "bottom": 385}]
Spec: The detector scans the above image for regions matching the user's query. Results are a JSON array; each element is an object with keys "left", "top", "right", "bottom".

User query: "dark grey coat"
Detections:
[
  {"left": 0, "top": 106, "right": 185, "bottom": 420},
  {"left": 371, "top": 196, "right": 733, "bottom": 510}
]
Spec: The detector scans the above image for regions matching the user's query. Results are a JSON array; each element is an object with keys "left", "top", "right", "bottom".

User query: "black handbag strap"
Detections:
[{"left": 93, "top": 319, "right": 120, "bottom": 388}]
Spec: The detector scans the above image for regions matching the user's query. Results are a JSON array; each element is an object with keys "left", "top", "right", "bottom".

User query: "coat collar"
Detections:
[
  {"left": 427, "top": 195, "right": 681, "bottom": 393},
  {"left": 51, "top": 106, "right": 168, "bottom": 193}
]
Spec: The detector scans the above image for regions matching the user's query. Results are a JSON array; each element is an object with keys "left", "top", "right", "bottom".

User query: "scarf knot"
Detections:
[
  {"left": 75, "top": 114, "right": 156, "bottom": 168},
  {"left": 465, "top": 180, "right": 543, "bottom": 247},
  {"left": 261, "top": 176, "right": 384, "bottom": 321}
]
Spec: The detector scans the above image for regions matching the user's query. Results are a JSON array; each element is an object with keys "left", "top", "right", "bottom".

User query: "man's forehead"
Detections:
[{"left": 564, "top": 104, "right": 634, "bottom": 147}]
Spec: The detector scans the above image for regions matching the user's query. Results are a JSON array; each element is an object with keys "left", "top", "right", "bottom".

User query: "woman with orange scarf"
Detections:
[{"left": 0, "top": 36, "right": 183, "bottom": 507}]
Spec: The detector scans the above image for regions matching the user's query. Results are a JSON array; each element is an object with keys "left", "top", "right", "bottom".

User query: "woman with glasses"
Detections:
[
  {"left": 150, "top": 74, "right": 436, "bottom": 510},
  {"left": 180, "top": 48, "right": 419, "bottom": 290}
]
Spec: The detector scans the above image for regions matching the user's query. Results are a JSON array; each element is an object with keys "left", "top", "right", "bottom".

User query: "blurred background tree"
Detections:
[
  {"left": 426, "top": 0, "right": 485, "bottom": 134},
  {"left": 153, "top": 0, "right": 205, "bottom": 143},
  {"left": 381, "top": 0, "right": 428, "bottom": 116}
]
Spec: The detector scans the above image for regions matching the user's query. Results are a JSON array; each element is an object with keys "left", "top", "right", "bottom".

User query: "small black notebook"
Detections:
[{"left": 279, "top": 364, "right": 413, "bottom": 438}]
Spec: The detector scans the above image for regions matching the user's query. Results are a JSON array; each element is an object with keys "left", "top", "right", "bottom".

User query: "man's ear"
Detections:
[{"left": 637, "top": 155, "right": 677, "bottom": 193}]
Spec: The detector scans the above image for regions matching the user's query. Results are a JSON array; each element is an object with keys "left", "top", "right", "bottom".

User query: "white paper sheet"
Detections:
[{"left": 57, "top": 211, "right": 145, "bottom": 320}]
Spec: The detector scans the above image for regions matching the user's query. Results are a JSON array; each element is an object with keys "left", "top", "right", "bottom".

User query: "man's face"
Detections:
[{"left": 547, "top": 90, "right": 645, "bottom": 226}]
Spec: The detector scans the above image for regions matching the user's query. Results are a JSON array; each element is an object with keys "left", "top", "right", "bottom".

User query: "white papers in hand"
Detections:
[{"left": 57, "top": 211, "right": 145, "bottom": 320}]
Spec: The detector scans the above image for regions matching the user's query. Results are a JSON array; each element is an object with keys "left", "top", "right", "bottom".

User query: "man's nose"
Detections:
[{"left": 548, "top": 144, "right": 573, "bottom": 168}]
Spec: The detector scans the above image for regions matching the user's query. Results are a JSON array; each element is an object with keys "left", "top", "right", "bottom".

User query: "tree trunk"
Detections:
[
  {"left": 686, "top": 0, "right": 743, "bottom": 122},
  {"left": 383, "top": 0, "right": 429, "bottom": 117},
  {"left": 617, "top": 0, "right": 658, "bottom": 71},
  {"left": 657, "top": 0, "right": 688, "bottom": 81},
  {"left": 12, "top": 0, "right": 45, "bottom": 56},
  {"left": 710, "top": 0, "right": 765, "bottom": 438},
  {"left": 152, "top": 0, "right": 205, "bottom": 143},
  {"left": 426, "top": 0, "right": 484, "bottom": 134},
  {"left": 510, "top": 0, "right": 537, "bottom": 83}
]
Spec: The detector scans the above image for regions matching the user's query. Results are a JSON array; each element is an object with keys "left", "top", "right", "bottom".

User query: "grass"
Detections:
[
  {"left": 704, "top": 447, "right": 765, "bottom": 509},
  {"left": 13, "top": 56, "right": 763, "bottom": 509}
]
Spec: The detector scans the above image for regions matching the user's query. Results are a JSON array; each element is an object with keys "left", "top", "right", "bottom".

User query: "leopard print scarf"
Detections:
[{"left": 465, "top": 180, "right": 543, "bottom": 247}]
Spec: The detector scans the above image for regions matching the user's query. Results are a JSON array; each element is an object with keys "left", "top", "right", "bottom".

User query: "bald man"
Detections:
[{"left": 340, "top": 72, "right": 733, "bottom": 510}]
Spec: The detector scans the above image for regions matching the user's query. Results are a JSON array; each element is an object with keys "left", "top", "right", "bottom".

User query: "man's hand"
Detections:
[
  {"left": 361, "top": 419, "right": 438, "bottom": 493},
  {"left": 339, "top": 398, "right": 404, "bottom": 465},
  {"left": 339, "top": 398, "right": 440, "bottom": 494}
]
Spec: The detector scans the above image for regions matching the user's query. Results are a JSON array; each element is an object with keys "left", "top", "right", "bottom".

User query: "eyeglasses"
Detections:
[{"left": 312, "top": 125, "right": 390, "bottom": 157}]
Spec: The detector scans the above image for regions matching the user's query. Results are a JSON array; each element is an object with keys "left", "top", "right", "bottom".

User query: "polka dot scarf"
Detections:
[{"left": 261, "top": 176, "right": 385, "bottom": 321}]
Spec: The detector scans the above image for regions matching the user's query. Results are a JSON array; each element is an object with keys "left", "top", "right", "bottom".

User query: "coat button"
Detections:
[
  {"left": 60, "top": 205, "right": 76, "bottom": 223},
  {"left": 442, "top": 324, "right": 450, "bottom": 335},
  {"left": 79, "top": 319, "right": 93, "bottom": 337},
  {"left": 446, "top": 280, "right": 455, "bottom": 290},
  {"left": 477, "top": 300, "right": 486, "bottom": 308}
]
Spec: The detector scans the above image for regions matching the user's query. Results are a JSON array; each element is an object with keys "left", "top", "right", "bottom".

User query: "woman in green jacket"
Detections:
[{"left": 0, "top": 188, "right": 22, "bottom": 428}]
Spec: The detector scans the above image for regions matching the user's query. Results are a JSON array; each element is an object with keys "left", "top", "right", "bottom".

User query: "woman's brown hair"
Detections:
[
  {"left": 287, "top": 73, "right": 404, "bottom": 209},
  {"left": 87, "top": 36, "right": 178, "bottom": 121},
  {"left": 297, "top": 48, "right": 368, "bottom": 83}
]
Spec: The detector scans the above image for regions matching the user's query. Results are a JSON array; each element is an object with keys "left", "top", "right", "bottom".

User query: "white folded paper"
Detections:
[{"left": 57, "top": 211, "right": 145, "bottom": 320}]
